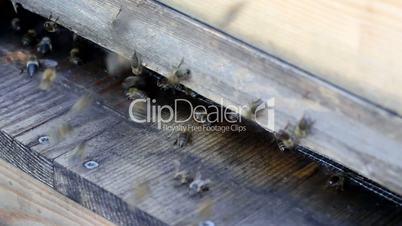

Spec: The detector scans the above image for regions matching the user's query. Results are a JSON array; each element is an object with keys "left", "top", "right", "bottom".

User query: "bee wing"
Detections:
[{"left": 39, "top": 59, "right": 58, "bottom": 68}]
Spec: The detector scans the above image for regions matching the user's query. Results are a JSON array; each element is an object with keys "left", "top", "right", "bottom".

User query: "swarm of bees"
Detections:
[{"left": 275, "top": 114, "right": 314, "bottom": 151}]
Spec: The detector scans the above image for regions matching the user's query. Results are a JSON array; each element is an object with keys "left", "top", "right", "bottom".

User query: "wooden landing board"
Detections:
[
  {"left": 0, "top": 36, "right": 402, "bottom": 225},
  {"left": 12, "top": 0, "right": 402, "bottom": 197},
  {"left": 0, "top": 159, "right": 115, "bottom": 226}
]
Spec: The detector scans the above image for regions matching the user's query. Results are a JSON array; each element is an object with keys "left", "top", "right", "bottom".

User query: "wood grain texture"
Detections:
[
  {"left": 13, "top": 0, "right": 402, "bottom": 196},
  {"left": 1, "top": 9, "right": 402, "bottom": 225},
  {"left": 159, "top": 0, "right": 402, "bottom": 116},
  {"left": 0, "top": 159, "right": 115, "bottom": 226}
]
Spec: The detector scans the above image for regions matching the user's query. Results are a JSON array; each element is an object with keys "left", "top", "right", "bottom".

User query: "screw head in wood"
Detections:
[
  {"left": 83, "top": 160, "right": 99, "bottom": 169},
  {"left": 38, "top": 136, "right": 50, "bottom": 145}
]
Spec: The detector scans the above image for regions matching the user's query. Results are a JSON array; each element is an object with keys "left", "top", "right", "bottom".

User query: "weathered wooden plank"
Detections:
[
  {"left": 13, "top": 0, "right": 402, "bottom": 196},
  {"left": 0, "top": 159, "right": 115, "bottom": 226},
  {"left": 159, "top": 0, "right": 402, "bottom": 116}
]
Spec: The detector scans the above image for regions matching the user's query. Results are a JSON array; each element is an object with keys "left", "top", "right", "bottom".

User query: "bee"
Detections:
[
  {"left": 71, "top": 142, "right": 87, "bottom": 163},
  {"left": 69, "top": 48, "right": 83, "bottom": 65},
  {"left": 157, "top": 58, "right": 191, "bottom": 89},
  {"left": 125, "top": 87, "right": 147, "bottom": 100},
  {"left": 275, "top": 124, "right": 298, "bottom": 151},
  {"left": 54, "top": 123, "right": 74, "bottom": 142},
  {"left": 194, "top": 107, "right": 209, "bottom": 124},
  {"left": 26, "top": 55, "right": 39, "bottom": 77},
  {"left": 70, "top": 95, "right": 92, "bottom": 113},
  {"left": 39, "top": 68, "right": 56, "bottom": 90},
  {"left": 121, "top": 76, "right": 146, "bottom": 90},
  {"left": 43, "top": 16, "right": 59, "bottom": 33},
  {"left": 11, "top": 18, "right": 21, "bottom": 32},
  {"left": 173, "top": 160, "right": 193, "bottom": 186},
  {"left": 244, "top": 98, "right": 264, "bottom": 120},
  {"left": 105, "top": 52, "right": 130, "bottom": 75},
  {"left": 131, "top": 51, "right": 143, "bottom": 76},
  {"left": 37, "top": 37, "right": 53, "bottom": 55},
  {"left": 294, "top": 115, "right": 314, "bottom": 138},
  {"left": 189, "top": 171, "right": 211, "bottom": 196},
  {"left": 132, "top": 180, "right": 151, "bottom": 203},
  {"left": 326, "top": 173, "right": 345, "bottom": 191},
  {"left": 174, "top": 131, "right": 191, "bottom": 148},
  {"left": 22, "top": 29, "right": 37, "bottom": 47}
]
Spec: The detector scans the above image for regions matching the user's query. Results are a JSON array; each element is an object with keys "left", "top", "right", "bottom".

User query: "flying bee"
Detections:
[
  {"left": 132, "top": 180, "right": 151, "bottom": 203},
  {"left": 173, "top": 160, "right": 193, "bottom": 186},
  {"left": 26, "top": 55, "right": 39, "bottom": 77},
  {"left": 43, "top": 17, "right": 59, "bottom": 33},
  {"left": 244, "top": 98, "right": 265, "bottom": 120},
  {"left": 71, "top": 142, "right": 87, "bottom": 163},
  {"left": 39, "top": 68, "right": 56, "bottom": 90},
  {"left": 125, "top": 87, "right": 147, "bottom": 100},
  {"left": 22, "top": 29, "right": 37, "bottom": 47},
  {"left": 37, "top": 37, "right": 53, "bottom": 55},
  {"left": 174, "top": 131, "right": 191, "bottom": 148},
  {"left": 326, "top": 173, "right": 345, "bottom": 191},
  {"left": 105, "top": 52, "right": 130, "bottom": 75},
  {"left": 54, "top": 123, "right": 74, "bottom": 142},
  {"left": 131, "top": 51, "right": 143, "bottom": 75},
  {"left": 11, "top": 18, "right": 21, "bottom": 32},
  {"left": 69, "top": 48, "right": 83, "bottom": 65},
  {"left": 189, "top": 171, "right": 211, "bottom": 196},
  {"left": 275, "top": 124, "right": 298, "bottom": 151},
  {"left": 157, "top": 58, "right": 191, "bottom": 89},
  {"left": 294, "top": 115, "right": 314, "bottom": 138},
  {"left": 121, "top": 76, "right": 146, "bottom": 90},
  {"left": 70, "top": 95, "right": 92, "bottom": 113}
]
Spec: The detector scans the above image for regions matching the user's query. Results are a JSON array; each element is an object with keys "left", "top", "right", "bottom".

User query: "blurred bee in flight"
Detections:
[
  {"left": 174, "top": 130, "right": 191, "bottom": 148},
  {"left": 173, "top": 160, "right": 193, "bottom": 186},
  {"left": 69, "top": 48, "right": 83, "bottom": 65},
  {"left": 189, "top": 171, "right": 211, "bottom": 196},
  {"left": 39, "top": 68, "right": 56, "bottom": 90},
  {"left": 157, "top": 58, "right": 191, "bottom": 90},
  {"left": 43, "top": 15, "right": 59, "bottom": 33}
]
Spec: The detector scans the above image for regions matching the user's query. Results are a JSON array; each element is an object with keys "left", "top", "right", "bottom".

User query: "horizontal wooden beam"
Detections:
[
  {"left": 0, "top": 159, "right": 115, "bottom": 226},
  {"left": 12, "top": 0, "right": 402, "bottom": 197}
]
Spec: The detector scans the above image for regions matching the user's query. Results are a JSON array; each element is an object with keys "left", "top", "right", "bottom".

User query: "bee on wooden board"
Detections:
[
  {"left": 26, "top": 55, "right": 39, "bottom": 77},
  {"left": 174, "top": 130, "right": 191, "bottom": 148},
  {"left": 121, "top": 75, "right": 146, "bottom": 90},
  {"left": 157, "top": 58, "right": 191, "bottom": 90},
  {"left": 276, "top": 115, "right": 314, "bottom": 151},
  {"left": 69, "top": 48, "right": 83, "bottom": 65},
  {"left": 39, "top": 68, "right": 56, "bottom": 91},
  {"left": 189, "top": 171, "right": 211, "bottom": 196},
  {"left": 125, "top": 87, "right": 147, "bottom": 100},
  {"left": 11, "top": 18, "right": 21, "bottom": 32},
  {"left": 43, "top": 15, "right": 59, "bottom": 33},
  {"left": 326, "top": 173, "right": 345, "bottom": 191},
  {"left": 22, "top": 29, "right": 37, "bottom": 47},
  {"left": 37, "top": 37, "right": 53, "bottom": 55},
  {"left": 131, "top": 51, "right": 143, "bottom": 76},
  {"left": 173, "top": 160, "right": 193, "bottom": 186},
  {"left": 294, "top": 114, "right": 314, "bottom": 138}
]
